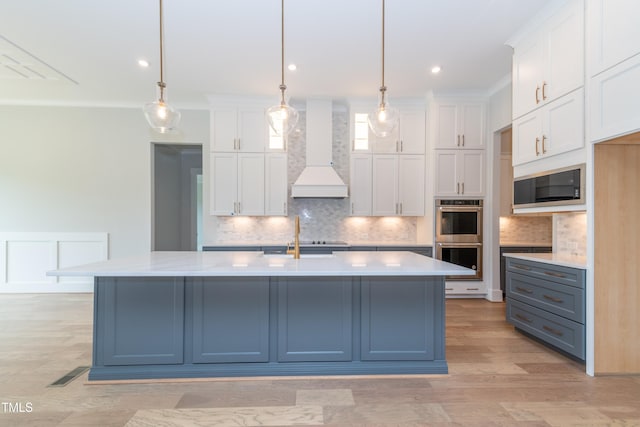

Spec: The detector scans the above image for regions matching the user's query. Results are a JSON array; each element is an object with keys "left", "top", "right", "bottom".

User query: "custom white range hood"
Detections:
[{"left": 291, "top": 99, "right": 348, "bottom": 198}]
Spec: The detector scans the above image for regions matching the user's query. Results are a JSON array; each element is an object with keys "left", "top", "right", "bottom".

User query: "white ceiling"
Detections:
[{"left": 0, "top": 0, "right": 553, "bottom": 108}]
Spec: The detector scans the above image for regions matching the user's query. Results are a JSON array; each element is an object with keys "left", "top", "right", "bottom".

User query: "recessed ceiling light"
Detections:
[
  {"left": 138, "top": 59, "right": 150, "bottom": 68},
  {"left": 288, "top": 63, "right": 297, "bottom": 71},
  {"left": 431, "top": 65, "right": 441, "bottom": 74}
]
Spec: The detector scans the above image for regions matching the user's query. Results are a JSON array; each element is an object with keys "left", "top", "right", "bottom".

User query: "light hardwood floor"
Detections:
[{"left": 1, "top": 294, "right": 639, "bottom": 426}]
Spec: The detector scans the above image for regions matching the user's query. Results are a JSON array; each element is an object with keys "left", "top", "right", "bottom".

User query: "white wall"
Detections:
[{"left": 0, "top": 105, "right": 209, "bottom": 262}]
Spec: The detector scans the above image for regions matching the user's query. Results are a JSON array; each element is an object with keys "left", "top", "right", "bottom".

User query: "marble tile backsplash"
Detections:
[
  {"left": 214, "top": 108, "right": 418, "bottom": 244},
  {"left": 553, "top": 212, "right": 587, "bottom": 257},
  {"left": 499, "top": 216, "right": 552, "bottom": 245}
]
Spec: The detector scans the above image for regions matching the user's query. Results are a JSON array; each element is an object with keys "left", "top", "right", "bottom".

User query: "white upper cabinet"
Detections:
[
  {"left": 434, "top": 102, "right": 485, "bottom": 149},
  {"left": 588, "top": 0, "right": 640, "bottom": 76},
  {"left": 211, "top": 106, "right": 267, "bottom": 153},
  {"left": 210, "top": 153, "right": 265, "bottom": 216},
  {"left": 435, "top": 150, "right": 485, "bottom": 197},
  {"left": 513, "top": 88, "right": 584, "bottom": 166},
  {"left": 588, "top": 0, "right": 640, "bottom": 141},
  {"left": 512, "top": 0, "right": 584, "bottom": 120},
  {"left": 349, "top": 104, "right": 426, "bottom": 154}
]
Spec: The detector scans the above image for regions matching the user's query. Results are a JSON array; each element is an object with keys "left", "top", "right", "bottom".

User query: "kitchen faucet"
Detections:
[{"left": 286, "top": 215, "right": 301, "bottom": 259}]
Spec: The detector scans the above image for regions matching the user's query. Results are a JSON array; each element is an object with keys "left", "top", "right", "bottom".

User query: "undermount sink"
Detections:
[{"left": 263, "top": 253, "right": 335, "bottom": 259}]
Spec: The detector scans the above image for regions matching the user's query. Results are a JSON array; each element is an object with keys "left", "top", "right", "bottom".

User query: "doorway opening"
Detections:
[{"left": 152, "top": 144, "right": 203, "bottom": 251}]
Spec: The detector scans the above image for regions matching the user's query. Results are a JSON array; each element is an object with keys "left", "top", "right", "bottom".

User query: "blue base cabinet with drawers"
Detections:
[{"left": 505, "top": 257, "right": 586, "bottom": 360}]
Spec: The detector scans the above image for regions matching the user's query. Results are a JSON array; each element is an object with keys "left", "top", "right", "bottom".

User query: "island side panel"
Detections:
[
  {"left": 190, "top": 277, "right": 270, "bottom": 363},
  {"left": 277, "top": 277, "right": 353, "bottom": 362},
  {"left": 361, "top": 276, "right": 442, "bottom": 361},
  {"left": 94, "top": 277, "right": 184, "bottom": 367}
]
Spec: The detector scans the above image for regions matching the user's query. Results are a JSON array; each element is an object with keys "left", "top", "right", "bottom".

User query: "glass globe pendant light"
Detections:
[
  {"left": 368, "top": 0, "right": 399, "bottom": 138},
  {"left": 266, "top": 0, "right": 299, "bottom": 137},
  {"left": 143, "top": 0, "right": 181, "bottom": 133}
]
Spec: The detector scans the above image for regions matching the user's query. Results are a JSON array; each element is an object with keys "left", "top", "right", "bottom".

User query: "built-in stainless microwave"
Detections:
[{"left": 513, "top": 164, "right": 585, "bottom": 209}]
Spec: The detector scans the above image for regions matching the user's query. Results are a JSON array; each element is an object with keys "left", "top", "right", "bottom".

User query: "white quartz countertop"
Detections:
[
  {"left": 503, "top": 252, "right": 587, "bottom": 269},
  {"left": 48, "top": 251, "right": 474, "bottom": 278}
]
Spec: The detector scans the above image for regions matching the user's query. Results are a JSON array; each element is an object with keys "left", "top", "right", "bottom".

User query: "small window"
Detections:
[{"left": 353, "top": 113, "right": 369, "bottom": 150}]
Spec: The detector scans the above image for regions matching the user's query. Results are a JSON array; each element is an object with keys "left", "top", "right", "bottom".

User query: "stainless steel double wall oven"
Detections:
[{"left": 435, "top": 199, "right": 483, "bottom": 280}]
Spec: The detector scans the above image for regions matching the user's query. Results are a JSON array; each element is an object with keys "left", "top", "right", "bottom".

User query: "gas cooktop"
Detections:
[{"left": 299, "top": 240, "right": 349, "bottom": 247}]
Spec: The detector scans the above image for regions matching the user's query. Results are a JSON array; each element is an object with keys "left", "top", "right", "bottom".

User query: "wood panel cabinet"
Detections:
[
  {"left": 434, "top": 102, "right": 484, "bottom": 149},
  {"left": 434, "top": 150, "right": 484, "bottom": 197},
  {"left": 210, "top": 153, "right": 265, "bottom": 216},
  {"left": 512, "top": 88, "right": 584, "bottom": 166},
  {"left": 511, "top": 0, "right": 584, "bottom": 120}
]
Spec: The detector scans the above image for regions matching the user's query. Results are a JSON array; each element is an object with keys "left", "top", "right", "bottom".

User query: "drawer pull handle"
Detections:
[
  {"left": 445, "top": 288, "right": 453, "bottom": 291},
  {"left": 543, "top": 294, "right": 563, "bottom": 303},
  {"left": 544, "top": 271, "right": 567, "bottom": 278},
  {"left": 515, "top": 313, "right": 532, "bottom": 323},
  {"left": 514, "top": 264, "right": 532, "bottom": 271},
  {"left": 516, "top": 286, "right": 533, "bottom": 294},
  {"left": 466, "top": 287, "right": 479, "bottom": 291},
  {"left": 543, "top": 325, "right": 564, "bottom": 336}
]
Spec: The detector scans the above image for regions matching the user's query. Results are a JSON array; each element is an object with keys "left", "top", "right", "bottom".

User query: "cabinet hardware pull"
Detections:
[
  {"left": 445, "top": 288, "right": 453, "bottom": 291},
  {"left": 400, "top": 140, "right": 403, "bottom": 152},
  {"left": 457, "top": 182, "right": 460, "bottom": 194},
  {"left": 543, "top": 325, "right": 563, "bottom": 336},
  {"left": 542, "top": 135, "right": 547, "bottom": 154},
  {"left": 514, "top": 264, "right": 532, "bottom": 271},
  {"left": 461, "top": 182, "right": 464, "bottom": 194},
  {"left": 462, "top": 134, "right": 465, "bottom": 147},
  {"left": 466, "top": 287, "right": 479, "bottom": 291},
  {"left": 284, "top": 202, "right": 287, "bottom": 213},
  {"left": 542, "top": 81, "right": 547, "bottom": 100},
  {"left": 515, "top": 313, "right": 532, "bottom": 323},
  {"left": 544, "top": 271, "right": 567, "bottom": 279},
  {"left": 516, "top": 286, "right": 533, "bottom": 294},
  {"left": 457, "top": 135, "right": 460, "bottom": 146},
  {"left": 543, "top": 294, "right": 563, "bottom": 303},
  {"left": 535, "top": 137, "right": 540, "bottom": 156},
  {"left": 237, "top": 138, "right": 241, "bottom": 150},
  {"left": 351, "top": 203, "right": 354, "bottom": 214},
  {"left": 399, "top": 203, "right": 403, "bottom": 215},
  {"left": 535, "top": 86, "right": 541, "bottom": 104},
  {"left": 233, "top": 202, "right": 237, "bottom": 214}
]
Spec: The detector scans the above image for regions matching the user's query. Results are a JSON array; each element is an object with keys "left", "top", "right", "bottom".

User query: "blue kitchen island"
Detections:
[{"left": 50, "top": 251, "right": 474, "bottom": 381}]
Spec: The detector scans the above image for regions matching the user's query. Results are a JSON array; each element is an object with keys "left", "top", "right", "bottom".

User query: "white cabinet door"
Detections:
[
  {"left": 435, "top": 104, "right": 458, "bottom": 149},
  {"left": 513, "top": 110, "right": 543, "bottom": 166},
  {"left": 513, "top": 31, "right": 545, "bottom": 120},
  {"left": 435, "top": 102, "right": 484, "bottom": 149},
  {"left": 460, "top": 104, "right": 484, "bottom": 149},
  {"left": 237, "top": 154, "right": 265, "bottom": 216},
  {"left": 589, "top": 0, "right": 640, "bottom": 77},
  {"left": 545, "top": 0, "right": 584, "bottom": 102},
  {"left": 511, "top": 0, "right": 584, "bottom": 119},
  {"left": 434, "top": 151, "right": 459, "bottom": 197},
  {"left": 398, "top": 110, "right": 426, "bottom": 154},
  {"left": 372, "top": 155, "right": 398, "bottom": 216},
  {"left": 543, "top": 88, "right": 584, "bottom": 156},
  {"left": 210, "top": 107, "right": 267, "bottom": 153},
  {"left": 211, "top": 108, "right": 238, "bottom": 152},
  {"left": 350, "top": 154, "right": 372, "bottom": 216},
  {"left": 398, "top": 155, "right": 425, "bottom": 216},
  {"left": 237, "top": 108, "right": 267, "bottom": 152},
  {"left": 513, "top": 89, "right": 584, "bottom": 166},
  {"left": 210, "top": 152, "right": 238, "bottom": 215},
  {"left": 265, "top": 153, "right": 287, "bottom": 216},
  {"left": 460, "top": 151, "right": 484, "bottom": 197},
  {"left": 590, "top": 54, "right": 640, "bottom": 142},
  {"left": 434, "top": 151, "right": 484, "bottom": 197}
]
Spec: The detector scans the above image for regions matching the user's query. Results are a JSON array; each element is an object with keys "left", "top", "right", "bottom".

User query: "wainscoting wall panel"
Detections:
[{"left": 0, "top": 232, "right": 108, "bottom": 293}]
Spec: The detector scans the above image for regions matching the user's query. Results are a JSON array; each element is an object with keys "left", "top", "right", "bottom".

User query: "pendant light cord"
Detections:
[
  {"left": 158, "top": 0, "right": 166, "bottom": 102},
  {"left": 379, "top": 0, "right": 387, "bottom": 106},
  {"left": 279, "top": 0, "right": 287, "bottom": 106}
]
